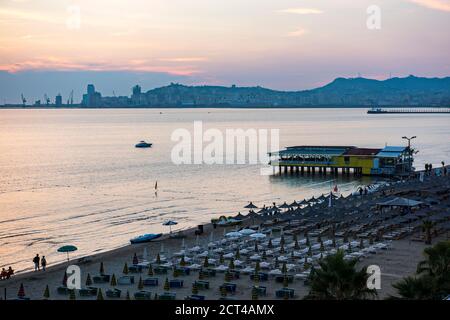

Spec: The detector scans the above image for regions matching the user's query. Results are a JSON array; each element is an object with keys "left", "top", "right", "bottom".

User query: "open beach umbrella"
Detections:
[
  {"left": 279, "top": 202, "right": 290, "bottom": 209},
  {"left": 250, "top": 233, "right": 266, "bottom": 240},
  {"left": 226, "top": 231, "right": 242, "bottom": 238},
  {"left": 244, "top": 202, "right": 258, "bottom": 209},
  {"left": 163, "top": 220, "right": 178, "bottom": 233},
  {"left": 57, "top": 245, "right": 78, "bottom": 261},
  {"left": 289, "top": 201, "right": 299, "bottom": 207},
  {"left": 239, "top": 229, "right": 256, "bottom": 236}
]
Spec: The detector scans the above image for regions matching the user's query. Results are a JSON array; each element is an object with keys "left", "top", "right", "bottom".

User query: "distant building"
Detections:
[
  {"left": 82, "top": 84, "right": 102, "bottom": 107},
  {"left": 55, "top": 94, "right": 62, "bottom": 107},
  {"left": 131, "top": 84, "right": 147, "bottom": 106}
]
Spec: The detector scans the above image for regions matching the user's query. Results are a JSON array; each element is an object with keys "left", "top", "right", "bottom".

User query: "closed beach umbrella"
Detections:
[
  {"left": 57, "top": 245, "right": 78, "bottom": 261},
  {"left": 163, "top": 220, "right": 178, "bottom": 233},
  {"left": 244, "top": 202, "right": 258, "bottom": 209}
]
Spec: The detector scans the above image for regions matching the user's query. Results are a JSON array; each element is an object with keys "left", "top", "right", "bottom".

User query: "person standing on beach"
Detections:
[
  {"left": 41, "top": 256, "right": 47, "bottom": 271},
  {"left": 33, "top": 254, "right": 40, "bottom": 271}
]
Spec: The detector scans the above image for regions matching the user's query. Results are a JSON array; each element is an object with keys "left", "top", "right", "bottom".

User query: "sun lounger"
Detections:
[
  {"left": 200, "top": 268, "right": 216, "bottom": 278},
  {"left": 275, "top": 274, "right": 293, "bottom": 283},
  {"left": 194, "top": 280, "right": 210, "bottom": 290},
  {"left": 143, "top": 277, "right": 158, "bottom": 286},
  {"left": 57, "top": 286, "right": 70, "bottom": 295},
  {"left": 118, "top": 275, "right": 135, "bottom": 285},
  {"left": 93, "top": 274, "right": 110, "bottom": 283},
  {"left": 253, "top": 286, "right": 267, "bottom": 296},
  {"left": 169, "top": 279, "right": 184, "bottom": 288},
  {"left": 106, "top": 288, "right": 121, "bottom": 298},
  {"left": 129, "top": 265, "right": 143, "bottom": 273},
  {"left": 174, "top": 266, "right": 190, "bottom": 276},
  {"left": 134, "top": 290, "right": 152, "bottom": 300},
  {"left": 219, "top": 282, "right": 237, "bottom": 293},
  {"left": 159, "top": 292, "right": 176, "bottom": 300},
  {"left": 276, "top": 288, "right": 295, "bottom": 299},
  {"left": 79, "top": 287, "right": 98, "bottom": 296},
  {"left": 250, "top": 272, "right": 268, "bottom": 281},
  {"left": 154, "top": 266, "right": 168, "bottom": 274},
  {"left": 187, "top": 294, "right": 205, "bottom": 300}
]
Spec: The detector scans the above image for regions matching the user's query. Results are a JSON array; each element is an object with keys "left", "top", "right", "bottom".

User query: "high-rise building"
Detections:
[
  {"left": 55, "top": 94, "right": 62, "bottom": 107},
  {"left": 82, "top": 84, "right": 102, "bottom": 107}
]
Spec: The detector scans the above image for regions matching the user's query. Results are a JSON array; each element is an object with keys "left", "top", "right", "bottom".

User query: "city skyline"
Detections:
[{"left": 0, "top": 0, "right": 449, "bottom": 102}]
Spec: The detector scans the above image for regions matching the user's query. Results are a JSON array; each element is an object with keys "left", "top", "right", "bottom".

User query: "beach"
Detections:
[{"left": 1, "top": 173, "right": 449, "bottom": 300}]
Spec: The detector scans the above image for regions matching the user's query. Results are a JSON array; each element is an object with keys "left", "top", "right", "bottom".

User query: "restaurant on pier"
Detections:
[{"left": 269, "top": 145, "right": 413, "bottom": 176}]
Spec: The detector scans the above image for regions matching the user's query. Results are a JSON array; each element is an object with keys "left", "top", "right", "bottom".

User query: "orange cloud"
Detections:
[
  {"left": 277, "top": 8, "right": 323, "bottom": 14},
  {"left": 0, "top": 57, "right": 201, "bottom": 76},
  {"left": 408, "top": 0, "right": 450, "bottom": 12},
  {"left": 286, "top": 28, "right": 308, "bottom": 37}
]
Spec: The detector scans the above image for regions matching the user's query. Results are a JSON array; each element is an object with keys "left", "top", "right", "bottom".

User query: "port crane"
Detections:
[
  {"left": 21, "top": 94, "right": 26, "bottom": 106},
  {"left": 44, "top": 94, "right": 50, "bottom": 106},
  {"left": 67, "top": 90, "right": 74, "bottom": 106}
]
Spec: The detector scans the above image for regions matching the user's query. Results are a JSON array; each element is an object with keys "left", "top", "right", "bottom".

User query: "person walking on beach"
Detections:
[
  {"left": 33, "top": 254, "right": 40, "bottom": 271},
  {"left": 41, "top": 256, "right": 47, "bottom": 271}
]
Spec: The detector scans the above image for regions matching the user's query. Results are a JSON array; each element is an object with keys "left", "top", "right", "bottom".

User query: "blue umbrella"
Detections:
[{"left": 57, "top": 245, "right": 78, "bottom": 261}]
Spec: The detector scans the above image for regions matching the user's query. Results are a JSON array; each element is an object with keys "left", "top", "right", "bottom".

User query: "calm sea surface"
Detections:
[{"left": 0, "top": 108, "right": 449, "bottom": 272}]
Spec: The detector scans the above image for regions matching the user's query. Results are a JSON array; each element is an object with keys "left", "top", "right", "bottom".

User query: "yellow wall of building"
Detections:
[{"left": 333, "top": 156, "right": 374, "bottom": 175}]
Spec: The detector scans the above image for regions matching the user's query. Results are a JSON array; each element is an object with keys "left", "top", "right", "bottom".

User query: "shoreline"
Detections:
[{"left": 1, "top": 172, "right": 448, "bottom": 300}]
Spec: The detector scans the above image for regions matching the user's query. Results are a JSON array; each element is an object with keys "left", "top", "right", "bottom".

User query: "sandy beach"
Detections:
[{"left": 1, "top": 173, "right": 449, "bottom": 300}]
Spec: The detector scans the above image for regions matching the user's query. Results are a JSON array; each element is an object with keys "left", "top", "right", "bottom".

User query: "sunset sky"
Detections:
[{"left": 0, "top": 0, "right": 449, "bottom": 102}]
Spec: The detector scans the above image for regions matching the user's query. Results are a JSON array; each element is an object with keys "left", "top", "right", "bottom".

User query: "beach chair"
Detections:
[
  {"left": 106, "top": 288, "right": 121, "bottom": 298},
  {"left": 134, "top": 290, "right": 152, "bottom": 300},
  {"left": 143, "top": 277, "right": 158, "bottom": 286},
  {"left": 159, "top": 292, "right": 176, "bottom": 300},
  {"left": 79, "top": 287, "right": 98, "bottom": 297},
  {"left": 154, "top": 266, "right": 168, "bottom": 274},
  {"left": 253, "top": 286, "right": 267, "bottom": 296},
  {"left": 174, "top": 266, "right": 190, "bottom": 276},
  {"left": 229, "top": 270, "right": 240, "bottom": 279},
  {"left": 57, "top": 286, "right": 69, "bottom": 295},
  {"left": 275, "top": 288, "right": 295, "bottom": 299},
  {"left": 93, "top": 274, "right": 110, "bottom": 283},
  {"left": 187, "top": 294, "right": 205, "bottom": 300},
  {"left": 275, "top": 275, "right": 293, "bottom": 283},
  {"left": 118, "top": 275, "right": 135, "bottom": 285},
  {"left": 194, "top": 280, "right": 210, "bottom": 290},
  {"left": 128, "top": 265, "right": 143, "bottom": 273},
  {"left": 250, "top": 272, "right": 268, "bottom": 281},
  {"left": 219, "top": 283, "right": 237, "bottom": 294},
  {"left": 169, "top": 279, "right": 184, "bottom": 288}
]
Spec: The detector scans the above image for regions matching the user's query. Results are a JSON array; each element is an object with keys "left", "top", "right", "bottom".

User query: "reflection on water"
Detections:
[{"left": 0, "top": 108, "right": 448, "bottom": 272}]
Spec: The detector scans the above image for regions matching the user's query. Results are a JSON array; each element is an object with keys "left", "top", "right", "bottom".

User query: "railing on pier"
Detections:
[{"left": 368, "top": 107, "right": 450, "bottom": 114}]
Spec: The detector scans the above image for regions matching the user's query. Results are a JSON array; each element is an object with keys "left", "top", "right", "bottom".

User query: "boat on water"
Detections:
[
  {"left": 130, "top": 233, "right": 162, "bottom": 244},
  {"left": 135, "top": 141, "right": 152, "bottom": 148}
]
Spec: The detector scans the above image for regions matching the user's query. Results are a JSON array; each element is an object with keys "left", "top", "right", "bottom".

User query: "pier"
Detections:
[{"left": 368, "top": 107, "right": 450, "bottom": 114}]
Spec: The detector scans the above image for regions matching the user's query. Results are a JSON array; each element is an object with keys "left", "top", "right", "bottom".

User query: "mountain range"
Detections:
[{"left": 137, "top": 75, "right": 450, "bottom": 107}]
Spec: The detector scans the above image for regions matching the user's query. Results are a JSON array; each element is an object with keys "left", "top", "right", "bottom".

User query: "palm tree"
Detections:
[
  {"left": 391, "top": 275, "right": 435, "bottom": 300},
  {"left": 391, "top": 241, "right": 450, "bottom": 300},
  {"left": 421, "top": 220, "right": 435, "bottom": 245},
  {"left": 417, "top": 241, "right": 450, "bottom": 281},
  {"left": 304, "top": 250, "right": 377, "bottom": 300}
]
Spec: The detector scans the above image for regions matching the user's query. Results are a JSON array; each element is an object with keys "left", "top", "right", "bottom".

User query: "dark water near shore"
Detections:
[{"left": 0, "top": 108, "right": 449, "bottom": 272}]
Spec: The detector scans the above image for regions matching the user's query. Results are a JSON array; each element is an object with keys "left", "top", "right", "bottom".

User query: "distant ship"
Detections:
[{"left": 135, "top": 141, "right": 152, "bottom": 148}]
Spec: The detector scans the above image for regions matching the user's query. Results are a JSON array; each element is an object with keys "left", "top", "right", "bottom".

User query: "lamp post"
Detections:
[{"left": 402, "top": 136, "right": 416, "bottom": 173}]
